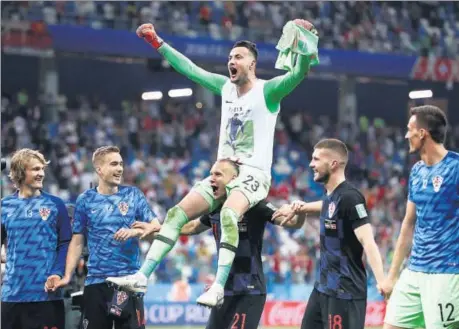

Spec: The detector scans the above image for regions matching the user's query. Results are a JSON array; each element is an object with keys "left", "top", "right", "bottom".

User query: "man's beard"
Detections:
[
  {"left": 316, "top": 171, "right": 331, "bottom": 184},
  {"left": 233, "top": 73, "right": 249, "bottom": 86},
  {"left": 409, "top": 137, "right": 425, "bottom": 154}
]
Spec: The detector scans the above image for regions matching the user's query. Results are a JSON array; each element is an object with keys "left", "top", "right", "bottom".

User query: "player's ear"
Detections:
[
  {"left": 331, "top": 159, "right": 339, "bottom": 170},
  {"left": 419, "top": 128, "right": 427, "bottom": 140}
]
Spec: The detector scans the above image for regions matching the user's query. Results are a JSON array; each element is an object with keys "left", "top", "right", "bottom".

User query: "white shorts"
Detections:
[
  {"left": 192, "top": 165, "right": 270, "bottom": 212},
  {"left": 384, "top": 269, "right": 459, "bottom": 329}
]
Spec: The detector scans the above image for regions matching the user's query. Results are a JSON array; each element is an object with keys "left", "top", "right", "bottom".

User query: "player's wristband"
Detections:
[{"left": 149, "top": 36, "right": 164, "bottom": 49}]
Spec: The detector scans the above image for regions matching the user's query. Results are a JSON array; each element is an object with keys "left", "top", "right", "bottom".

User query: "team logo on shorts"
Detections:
[
  {"left": 432, "top": 175, "right": 443, "bottom": 192},
  {"left": 116, "top": 290, "right": 128, "bottom": 305},
  {"left": 118, "top": 202, "right": 129, "bottom": 216},
  {"left": 82, "top": 319, "right": 89, "bottom": 329},
  {"left": 328, "top": 202, "right": 336, "bottom": 218},
  {"left": 39, "top": 207, "right": 51, "bottom": 221}
]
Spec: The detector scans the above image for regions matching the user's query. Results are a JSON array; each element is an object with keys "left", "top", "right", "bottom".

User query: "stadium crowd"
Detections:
[
  {"left": 3, "top": 89, "right": 459, "bottom": 289},
  {"left": 1, "top": 1, "right": 459, "bottom": 57}
]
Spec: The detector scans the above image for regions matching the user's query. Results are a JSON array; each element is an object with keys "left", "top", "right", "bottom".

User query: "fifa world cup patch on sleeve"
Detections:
[
  {"left": 266, "top": 203, "right": 277, "bottom": 211},
  {"left": 355, "top": 204, "right": 368, "bottom": 219}
]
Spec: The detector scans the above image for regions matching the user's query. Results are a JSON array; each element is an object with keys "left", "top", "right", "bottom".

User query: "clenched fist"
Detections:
[{"left": 136, "top": 23, "right": 163, "bottom": 49}]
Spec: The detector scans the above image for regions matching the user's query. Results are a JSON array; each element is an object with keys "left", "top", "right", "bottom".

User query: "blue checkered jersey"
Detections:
[
  {"left": 408, "top": 151, "right": 459, "bottom": 274},
  {"left": 1, "top": 191, "right": 71, "bottom": 302},
  {"left": 316, "top": 181, "right": 369, "bottom": 300},
  {"left": 73, "top": 186, "right": 156, "bottom": 285},
  {"left": 200, "top": 201, "right": 276, "bottom": 296}
]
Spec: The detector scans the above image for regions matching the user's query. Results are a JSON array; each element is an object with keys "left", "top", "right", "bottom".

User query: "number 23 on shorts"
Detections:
[{"left": 242, "top": 175, "right": 259, "bottom": 192}]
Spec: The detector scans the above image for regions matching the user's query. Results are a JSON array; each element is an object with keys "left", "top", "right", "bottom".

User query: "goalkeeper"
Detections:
[{"left": 108, "top": 19, "right": 319, "bottom": 308}]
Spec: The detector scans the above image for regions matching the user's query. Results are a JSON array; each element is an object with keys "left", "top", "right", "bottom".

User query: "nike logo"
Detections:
[{"left": 91, "top": 209, "right": 97, "bottom": 213}]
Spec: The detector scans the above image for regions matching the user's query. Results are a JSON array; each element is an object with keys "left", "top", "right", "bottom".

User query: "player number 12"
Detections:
[{"left": 438, "top": 303, "right": 455, "bottom": 323}]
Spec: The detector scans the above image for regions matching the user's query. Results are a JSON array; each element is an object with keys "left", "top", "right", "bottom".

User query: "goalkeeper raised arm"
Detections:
[{"left": 108, "top": 20, "right": 319, "bottom": 308}]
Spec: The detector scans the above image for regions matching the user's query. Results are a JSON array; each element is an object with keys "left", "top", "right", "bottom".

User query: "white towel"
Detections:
[{"left": 275, "top": 21, "right": 320, "bottom": 71}]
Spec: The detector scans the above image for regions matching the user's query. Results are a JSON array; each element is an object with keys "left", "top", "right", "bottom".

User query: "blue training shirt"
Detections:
[
  {"left": 1, "top": 191, "right": 72, "bottom": 302},
  {"left": 73, "top": 186, "right": 156, "bottom": 286},
  {"left": 408, "top": 151, "right": 459, "bottom": 274}
]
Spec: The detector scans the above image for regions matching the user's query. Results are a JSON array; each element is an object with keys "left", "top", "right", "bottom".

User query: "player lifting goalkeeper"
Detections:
[{"left": 108, "top": 19, "right": 319, "bottom": 307}]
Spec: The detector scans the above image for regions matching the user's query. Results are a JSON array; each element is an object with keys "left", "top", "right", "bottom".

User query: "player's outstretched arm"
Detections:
[
  {"left": 180, "top": 218, "right": 211, "bottom": 236},
  {"left": 50, "top": 234, "right": 85, "bottom": 291},
  {"left": 131, "top": 219, "right": 161, "bottom": 240},
  {"left": 263, "top": 55, "right": 311, "bottom": 112},
  {"left": 50, "top": 201, "right": 72, "bottom": 278},
  {"left": 137, "top": 23, "right": 228, "bottom": 96},
  {"left": 272, "top": 200, "right": 322, "bottom": 223},
  {"left": 386, "top": 201, "right": 416, "bottom": 281},
  {"left": 292, "top": 200, "right": 322, "bottom": 214},
  {"left": 354, "top": 224, "right": 385, "bottom": 287},
  {"left": 275, "top": 212, "right": 307, "bottom": 229},
  {"left": 45, "top": 201, "right": 73, "bottom": 291},
  {"left": 263, "top": 20, "right": 317, "bottom": 112},
  {"left": 125, "top": 189, "right": 162, "bottom": 241}
]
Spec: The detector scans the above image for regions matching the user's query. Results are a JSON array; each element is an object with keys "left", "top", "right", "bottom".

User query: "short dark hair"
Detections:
[
  {"left": 232, "top": 40, "right": 258, "bottom": 60},
  {"left": 314, "top": 139, "right": 349, "bottom": 163},
  {"left": 410, "top": 105, "right": 448, "bottom": 144}
]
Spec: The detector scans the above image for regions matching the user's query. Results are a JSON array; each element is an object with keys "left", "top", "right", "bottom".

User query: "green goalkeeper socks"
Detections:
[
  {"left": 140, "top": 206, "right": 189, "bottom": 278},
  {"left": 215, "top": 207, "right": 239, "bottom": 287}
]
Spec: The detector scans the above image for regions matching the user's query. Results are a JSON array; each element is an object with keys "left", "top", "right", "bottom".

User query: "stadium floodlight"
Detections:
[
  {"left": 409, "top": 90, "right": 433, "bottom": 99},
  {"left": 168, "top": 88, "right": 193, "bottom": 98},
  {"left": 141, "top": 91, "right": 163, "bottom": 100}
]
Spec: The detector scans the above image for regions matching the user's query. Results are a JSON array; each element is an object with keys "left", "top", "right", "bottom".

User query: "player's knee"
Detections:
[
  {"left": 220, "top": 207, "right": 239, "bottom": 226},
  {"left": 220, "top": 207, "right": 239, "bottom": 244},
  {"left": 164, "top": 205, "right": 189, "bottom": 229}
]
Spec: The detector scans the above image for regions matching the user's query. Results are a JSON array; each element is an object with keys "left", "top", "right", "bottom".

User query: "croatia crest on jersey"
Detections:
[
  {"left": 116, "top": 290, "right": 128, "bottom": 305},
  {"left": 432, "top": 175, "right": 443, "bottom": 192},
  {"left": 39, "top": 207, "right": 51, "bottom": 221},
  {"left": 328, "top": 202, "right": 336, "bottom": 218},
  {"left": 118, "top": 202, "right": 129, "bottom": 216}
]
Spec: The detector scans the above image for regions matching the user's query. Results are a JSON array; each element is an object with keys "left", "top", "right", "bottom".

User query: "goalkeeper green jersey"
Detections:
[{"left": 158, "top": 43, "right": 311, "bottom": 177}]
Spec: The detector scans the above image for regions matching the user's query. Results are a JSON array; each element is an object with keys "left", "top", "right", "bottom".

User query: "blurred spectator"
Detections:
[{"left": 2, "top": 1, "right": 458, "bottom": 56}]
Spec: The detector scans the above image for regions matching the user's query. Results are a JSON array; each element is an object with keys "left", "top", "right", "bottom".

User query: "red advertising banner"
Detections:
[
  {"left": 261, "top": 300, "right": 386, "bottom": 327},
  {"left": 411, "top": 56, "right": 459, "bottom": 83}
]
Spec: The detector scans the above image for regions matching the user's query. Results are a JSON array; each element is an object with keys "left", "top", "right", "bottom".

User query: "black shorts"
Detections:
[
  {"left": 80, "top": 283, "right": 145, "bottom": 329},
  {"left": 206, "top": 294, "right": 266, "bottom": 329},
  {"left": 1, "top": 300, "right": 65, "bottom": 329},
  {"left": 301, "top": 288, "right": 366, "bottom": 329}
]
